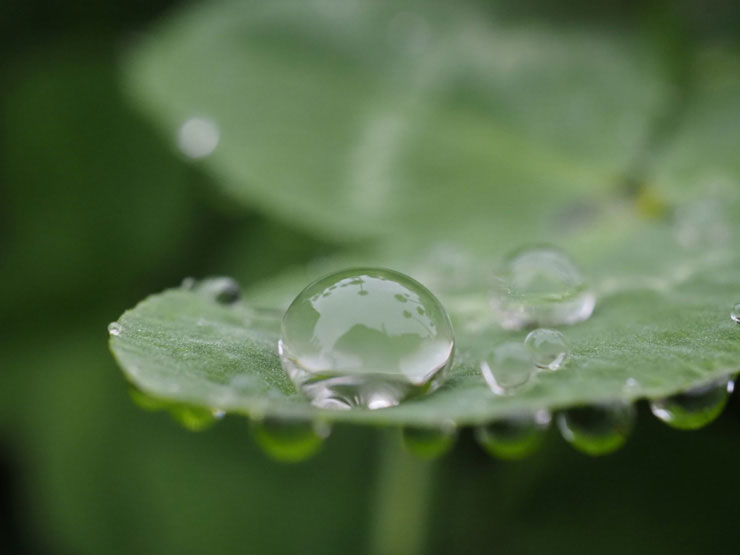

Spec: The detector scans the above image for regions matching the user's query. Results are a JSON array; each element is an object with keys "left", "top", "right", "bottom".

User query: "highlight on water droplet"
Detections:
[
  {"left": 108, "top": 322, "right": 122, "bottom": 336},
  {"left": 524, "top": 328, "right": 569, "bottom": 370},
  {"left": 177, "top": 116, "right": 220, "bottom": 159},
  {"left": 279, "top": 268, "right": 455, "bottom": 410},
  {"left": 557, "top": 402, "right": 635, "bottom": 456},
  {"left": 401, "top": 421, "right": 457, "bottom": 459},
  {"left": 491, "top": 245, "right": 595, "bottom": 330},
  {"left": 731, "top": 303, "right": 740, "bottom": 323},
  {"left": 475, "top": 410, "right": 551, "bottom": 460},
  {"left": 480, "top": 342, "right": 535, "bottom": 395},
  {"left": 649, "top": 376, "right": 734, "bottom": 430},
  {"left": 250, "top": 416, "right": 331, "bottom": 463}
]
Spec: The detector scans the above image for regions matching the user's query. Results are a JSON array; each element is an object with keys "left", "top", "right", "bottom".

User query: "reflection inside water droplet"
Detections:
[
  {"left": 475, "top": 410, "right": 551, "bottom": 460},
  {"left": 108, "top": 322, "right": 121, "bottom": 336},
  {"left": 492, "top": 245, "right": 595, "bottom": 330},
  {"left": 650, "top": 376, "right": 734, "bottom": 430},
  {"left": 401, "top": 422, "right": 456, "bottom": 459},
  {"left": 251, "top": 416, "right": 330, "bottom": 462},
  {"left": 177, "top": 117, "right": 220, "bottom": 159},
  {"left": 480, "top": 342, "right": 534, "bottom": 395},
  {"left": 557, "top": 402, "right": 635, "bottom": 456},
  {"left": 524, "top": 328, "right": 569, "bottom": 370},
  {"left": 279, "top": 268, "right": 455, "bottom": 410}
]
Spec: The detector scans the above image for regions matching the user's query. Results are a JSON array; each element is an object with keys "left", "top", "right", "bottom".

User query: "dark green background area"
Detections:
[{"left": 1, "top": 1, "right": 740, "bottom": 554}]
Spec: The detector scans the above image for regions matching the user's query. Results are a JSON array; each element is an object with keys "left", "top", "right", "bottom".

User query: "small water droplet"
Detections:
[
  {"left": 188, "top": 277, "right": 241, "bottom": 304},
  {"left": 401, "top": 422, "right": 456, "bottom": 459},
  {"left": 279, "top": 268, "right": 455, "bottom": 410},
  {"left": 475, "top": 410, "right": 551, "bottom": 460},
  {"left": 492, "top": 245, "right": 595, "bottom": 330},
  {"left": 480, "top": 342, "right": 534, "bottom": 395},
  {"left": 650, "top": 376, "right": 734, "bottom": 430},
  {"left": 177, "top": 117, "right": 220, "bottom": 159},
  {"left": 524, "top": 328, "right": 569, "bottom": 370},
  {"left": 251, "top": 416, "right": 330, "bottom": 463},
  {"left": 170, "top": 406, "right": 217, "bottom": 432},
  {"left": 108, "top": 322, "right": 122, "bottom": 336},
  {"left": 731, "top": 303, "right": 740, "bottom": 323},
  {"left": 212, "top": 409, "right": 226, "bottom": 419},
  {"left": 557, "top": 402, "right": 635, "bottom": 456}
]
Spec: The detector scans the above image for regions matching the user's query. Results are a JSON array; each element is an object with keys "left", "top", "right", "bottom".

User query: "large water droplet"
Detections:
[
  {"left": 557, "top": 402, "right": 635, "bottom": 456},
  {"left": 480, "top": 342, "right": 534, "bottom": 395},
  {"left": 279, "top": 268, "right": 455, "bottom": 410},
  {"left": 108, "top": 322, "right": 122, "bottom": 336},
  {"left": 401, "top": 422, "right": 456, "bottom": 459},
  {"left": 492, "top": 246, "right": 595, "bottom": 330},
  {"left": 524, "top": 328, "right": 569, "bottom": 370},
  {"left": 650, "top": 377, "right": 734, "bottom": 430},
  {"left": 475, "top": 410, "right": 551, "bottom": 460},
  {"left": 731, "top": 303, "right": 740, "bottom": 323},
  {"left": 251, "top": 416, "right": 330, "bottom": 462}
]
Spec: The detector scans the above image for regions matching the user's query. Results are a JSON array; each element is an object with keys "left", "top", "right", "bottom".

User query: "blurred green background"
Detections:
[{"left": 2, "top": 1, "right": 740, "bottom": 554}]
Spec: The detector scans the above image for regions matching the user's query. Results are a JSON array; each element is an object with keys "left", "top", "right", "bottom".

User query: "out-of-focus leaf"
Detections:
[{"left": 124, "top": 0, "right": 669, "bottom": 243}]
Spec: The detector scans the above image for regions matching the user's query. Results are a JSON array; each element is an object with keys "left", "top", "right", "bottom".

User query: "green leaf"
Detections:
[
  {"left": 112, "top": 1, "right": 740, "bottom": 428},
  {"left": 110, "top": 233, "right": 740, "bottom": 426},
  {"left": 123, "top": 0, "right": 669, "bottom": 244}
]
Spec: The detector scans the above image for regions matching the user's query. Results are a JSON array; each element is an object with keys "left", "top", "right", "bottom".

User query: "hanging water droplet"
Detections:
[
  {"left": 557, "top": 402, "right": 635, "bottom": 456},
  {"left": 279, "top": 268, "right": 455, "bottom": 410},
  {"left": 650, "top": 376, "right": 734, "bottom": 430},
  {"left": 524, "top": 328, "right": 569, "bottom": 370},
  {"left": 128, "top": 387, "right": 168, "bottom": 411},
  {"left": 170, "top": 406, "right": 217, "bottom": 432},
  {"left": 480, "top": 342, "right": 534, "bottom": 395},
  {"left": 475, "top": 410, "right": 551, "bottom": 460},
  {"left": 401, "top": 422, "right": 457, "bottom": 459},
  {"left": 492, "top": 245, "right": 595, "bottom": 330},
  {"left": 108, "top": 322, "right": 122, "bottom": 336},
  {"left": 251, "top": 416, "right": 330, "bottom": 463},
  {"left": 731, "top": 303, "right": 740, "bottom": 323}
]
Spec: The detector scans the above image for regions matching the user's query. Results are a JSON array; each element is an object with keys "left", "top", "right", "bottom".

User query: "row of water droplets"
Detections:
[{"left": 109, "top": 241, "right": 739, "bottom": 460}]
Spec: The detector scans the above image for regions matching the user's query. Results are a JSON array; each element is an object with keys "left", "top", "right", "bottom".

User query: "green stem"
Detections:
[{"left": 370, "top": 431, "right": 436, "bottom": 555}]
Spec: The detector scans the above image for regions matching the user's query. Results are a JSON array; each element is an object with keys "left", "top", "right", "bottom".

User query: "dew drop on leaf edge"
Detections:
[
  {"left": 279, "top": 268, "right": 455, "bottom": 410},
  {"left": 650, "top": 376, "right": 735, "bottom": 430},
  {"left": 731, "top": 303, "right": 740, "bottom": 323},
  {"left": 475, "top": 410, "right": 551, "bottom": 460},
  {"left": 557, "top": 402, "right": 635, "bottom": 456},
  {"left": 251, "top": 416, "right": 330, "bottom": 463},
  {"left": 401, "top": 422, "right": 457, "bottom": 459}
]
